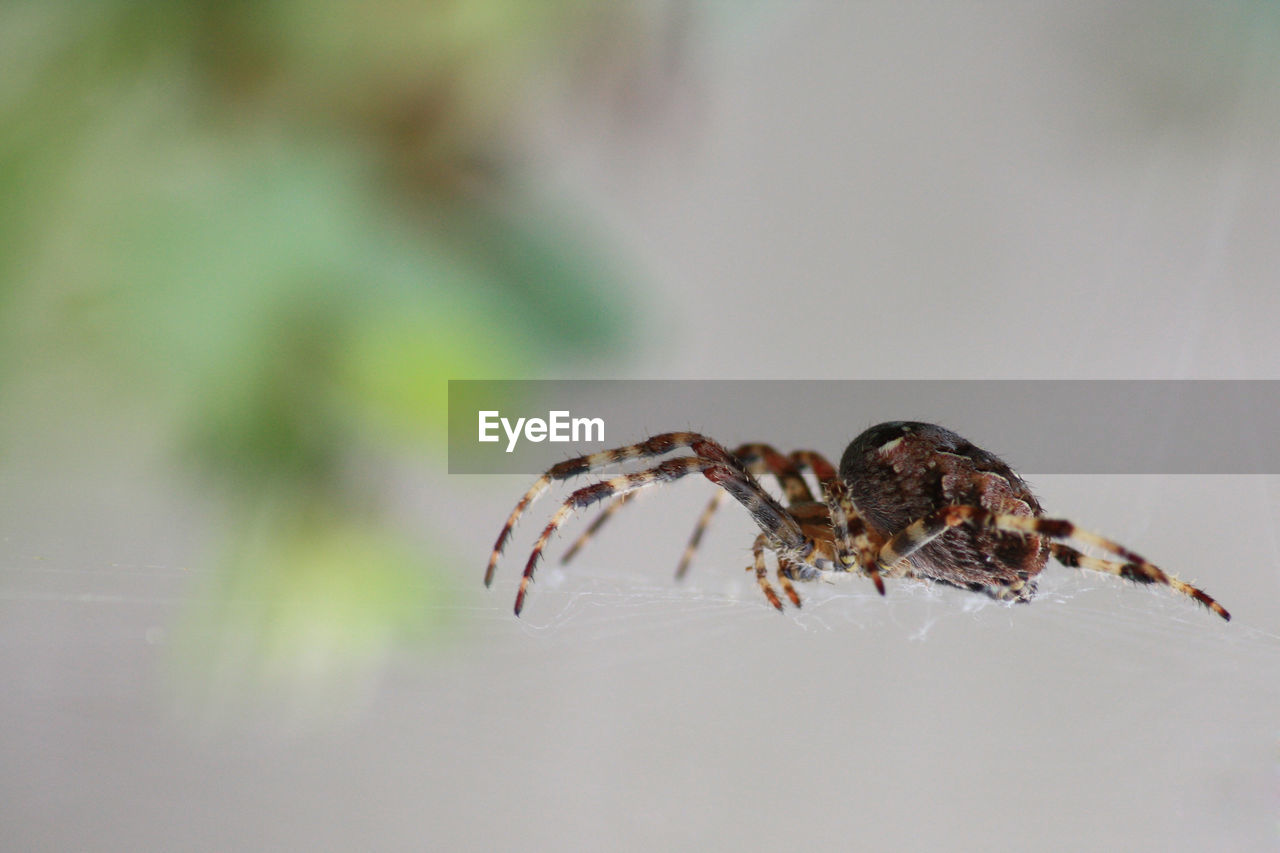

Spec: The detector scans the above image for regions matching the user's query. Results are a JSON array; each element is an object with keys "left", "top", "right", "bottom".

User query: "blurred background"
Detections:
[{"left": 2, "top": 2, "right": 1278, "bottom": 851}]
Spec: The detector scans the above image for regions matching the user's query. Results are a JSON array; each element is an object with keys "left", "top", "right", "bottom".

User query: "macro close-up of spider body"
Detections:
[{"left": 486, "top": 421, "right": 1230, "bottom": 621}]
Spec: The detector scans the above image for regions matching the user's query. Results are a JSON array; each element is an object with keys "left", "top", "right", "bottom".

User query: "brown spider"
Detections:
[{"left": 484, "top": 421, "right": 1230, "bottom": 621}]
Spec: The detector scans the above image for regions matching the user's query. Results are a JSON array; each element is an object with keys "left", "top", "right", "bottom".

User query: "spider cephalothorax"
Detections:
[{"left": 484, "top": 421, "right": 1229, "bottom": 621}]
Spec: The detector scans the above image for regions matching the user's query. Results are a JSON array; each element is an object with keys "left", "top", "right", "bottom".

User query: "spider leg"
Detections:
[
  {"left": 560, "top": 492, "right": 635, "bottom": 565},
  {"left": 750, "top": 533, "right": 785, "bottom": 611},
  {"left": 563, "top": 477, "right": 728, "bottom": 576},
  {"left": 1050, "top": 543, "right": 1230, "bottom": 621},
  {"left": 777, "top": 555, "right": 803, "bottom": 608},
  {"left": 877, "top": 506, "right": 1230, "bottom": 621},
  {"left": 487, "top": 432, "right": 775, "bottom": 587},
  {"left": 735, "top": 449, "right": 887, "bottom": 595},
  {"left": 513, "top": 456, "right": 805, "bottom": 616},
  {"left": 788, "top": 450, "right": 838, "bottom": 492},
  {"left": 674, "top": 490, "right": 727, "bottom": 579},
  {"left": 674, "top": 444, "right": 814, "bottom": 579},
  {"left": 736, "top": 444, "right": 814, "bottom": 504},
  {"left": 761, "top": 448, "right": 887, "bottom": 595},
  {"left": 557, "top": 441, "right": 816, "bottom": 576}
]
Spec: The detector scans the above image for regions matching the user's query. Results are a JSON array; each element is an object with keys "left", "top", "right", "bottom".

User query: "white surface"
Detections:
[{"left": 3, "top": 468, "right": 1276, "bottom": 851}]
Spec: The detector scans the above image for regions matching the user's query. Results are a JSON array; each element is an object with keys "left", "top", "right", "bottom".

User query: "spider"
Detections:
[{"left": 484, "top": 421, "right": 1230, "bottom": 621}]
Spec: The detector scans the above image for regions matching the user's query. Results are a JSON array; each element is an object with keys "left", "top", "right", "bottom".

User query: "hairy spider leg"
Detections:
[
  {"left": 560, "top": 492, "right": 635, "bottom": 564},
  {"left": 876, "top": 505, "right": 1230, "bottom": 621},
  {"left": 787, "top": 450, "right": 838, "bottom": 492},
  {"left": 559, "top": 442, "right": 815, "bottom": 574},
  {"left": 1049, "top": 543, "right": 1230, "bottom": 620},
  {"left": 487, "top": 432, "right": 764, "bottom": 587},
  {"left": 776, "top": 555, "right": 804, "bottom": 608},
  {"left": 512, "top": 455, "right": 807, "bottom": 616},
  {"left": 679, "top": 448, "right": 889, "bottom": 600},
  {"left": 786, "top": 451, "right": 884, "bottom": 589},
  {"left": 724, "top": 450, "right": 889, "bottom": 595},
  {"left": 674, "top": 444, "right": 816, "bottom": 579},
  {"left": 750, "top": 533, "right": 786, "bottom": 611},
  {"left": 738, "top": 444, "right": 815, "bottom": 504},
  {"left": 674, "top": 490, "right": 726, "bottom": 579}
]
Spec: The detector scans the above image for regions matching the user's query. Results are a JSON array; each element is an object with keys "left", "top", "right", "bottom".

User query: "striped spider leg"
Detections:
[
  {"left": 557, "top": 443, "right": 888, "bottom": 609},
  {"left": 559, "top": 492, "right": 636, "bottom": 564},
  {"left": 669, "top": 444, "right": 816, "bottom": 587},
  {"left": 485, "top": 433, "right": 814, "bottom": 616},
  {"left": 871, "top": 504, "right": 1230, "bottom": 619},
  {"left": 561, "top": 443, "right": 812, "bottom": 577},
  {"left": 486, "top": 433, "right": 740, "bottom": 587},
  {"left": 733, "top": 444, "right": 829, "bottom": 608}
]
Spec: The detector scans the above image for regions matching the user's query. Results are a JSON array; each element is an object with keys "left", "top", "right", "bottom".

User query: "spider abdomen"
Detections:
[{"left": 839, "top": 421, "right": 1049, "bottom": 597}]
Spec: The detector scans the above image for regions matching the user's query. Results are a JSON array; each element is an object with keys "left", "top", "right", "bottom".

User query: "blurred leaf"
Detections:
[
  {"left": 0, "top": 0, "right": 655, "bottom": 689},
  {"left": 180, "top": 497, "right": 449, "bottom": 691}
]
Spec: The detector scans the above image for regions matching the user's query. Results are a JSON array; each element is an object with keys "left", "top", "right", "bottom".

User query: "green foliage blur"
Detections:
[{"left": 0, "top": 2, "right": 652, "bottom": 685}]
